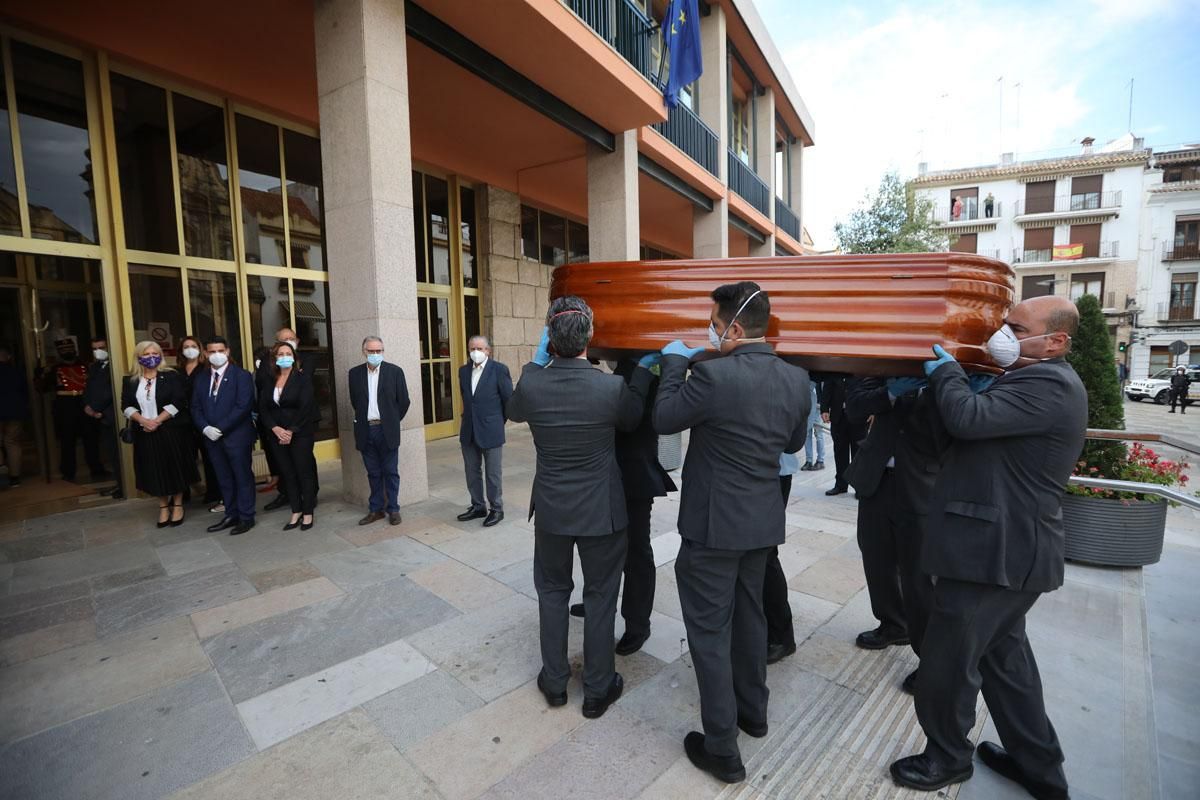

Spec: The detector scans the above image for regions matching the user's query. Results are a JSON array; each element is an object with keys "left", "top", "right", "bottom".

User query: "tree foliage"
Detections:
[
  {"left": 1066, "top": 293, "right": 1126, "bottom": 476},
  {"left": 834, "top": 172, "right": 948, "bottom": 254}
]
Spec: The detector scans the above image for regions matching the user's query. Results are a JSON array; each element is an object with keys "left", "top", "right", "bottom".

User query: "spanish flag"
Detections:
[{"left": 1053, "top": 243, "right": 1084, "bottom": 260}]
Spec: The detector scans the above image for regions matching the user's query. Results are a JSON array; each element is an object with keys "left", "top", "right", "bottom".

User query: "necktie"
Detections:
[{"left": 211, "top": 371, "right": 220, "bottom": 398}]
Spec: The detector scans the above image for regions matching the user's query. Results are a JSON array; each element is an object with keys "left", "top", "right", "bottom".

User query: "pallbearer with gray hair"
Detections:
[{"left": 455, "top": 334, "right": 513, "bottom": 528}]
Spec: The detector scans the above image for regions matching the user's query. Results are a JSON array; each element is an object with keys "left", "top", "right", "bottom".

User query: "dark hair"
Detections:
[
  {"left": 206, "top": 335, "right": 229, "bottom": 350},
  {"left": 177, "top": 335, "right": 207, "bottom": 369},
  {"left": 545, "top": 295, "right": 593, "bottom": 359},
  {"left": 270, "top": 341, "right": 297, "bottom": 377},
  {"left": 1045, "top": 306, "right": 1080, "bottom": 338},
  {"left": 711, "top": 281, "right": 770, "bottom": 337},
  {"left": 90, "top": 335, "right": 107, "bottom": 345}
]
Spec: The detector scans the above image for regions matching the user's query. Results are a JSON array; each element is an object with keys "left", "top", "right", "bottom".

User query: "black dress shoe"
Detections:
[
  {"left": 300, "top": 518, "right": 314, "bottom": 531},
  {"left": 684, "top": 731, "right": 746, "bottom": 783},
  {"left": 737, "top": 716, "right": 768, "bottom": 738},
  {"left": 581, "top": 673, "right": 623, "bottom": 719},
  {"left": 766, "top": 641, "right": 797, "bottom": 664},
  {"left": 902, "top": 668, "right": 919, "bottom": 696},
  {"left": 536, "top": 670, "right": 567, "bottom": 707},
  {"left": 615, "top": 630, "right": 650, "bottom": 656},
  {"left": 388, "top": 512, "right": 402, "bottom": 526},
  {"left": 358, "top": 511, "right": 385, "bottom": 526},
  {"left": 264, "top": 495, "right": 289, "bottom": 511},
  {"left": 825, "top": 484, "right": 849, "bottom": 496},
  {"left": 207, "top": 516, "right": 236, "bottom": 533},
  {"left": 977, "top": 741, "right": 1068, "bottom": 800},
  {"left": 457, "top": 506, "right": 487, "bottom": 522},
  {"left": 890, "top": 754, "right": 973, "bottom": 791},
  {"left": 855, "top": 625, "right": 910, "bottom": 650},
  {"left": 110, "top": 489, "right": 124, "bottom": 500},
  {"left": 569, "top": 603, "right": 585, "bottom": 618},
  {"left": 284, "top": 518, "right": 302, "bottom": 531},
  {"left": 230, "top": 520, "right": 255, "bottom": 536},
  {"left": 483, "top": 509, "right": 504, "bottom": 527}
]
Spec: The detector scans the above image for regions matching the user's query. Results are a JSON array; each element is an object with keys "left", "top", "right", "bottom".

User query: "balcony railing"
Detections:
[
  {"left": 567, "top": 0, "right": 654, "bottom": 76},
  {"left": 652, "top": 102, "right": 719, "bottom": 176},
  {"left": 775, "top": 197, "right": 800, "bottom": 240},
  {"left": 728, "top": 151, "right": 771, "bottom": 217},
  {"left": 1157, "top": 301, "right": 1200, "bottom": 323},
  {"left": 1163, "top": 242, "right": 1200, "bottom": 261},
  {"left": 933, "top": 203, "right": 1002, "bottom": 223},
  {"left": 1012, "top": 241, "right": 1120, "bottom": 264},
  {"left": 1014, "top": 191, "right": 1122, "bottom": 216}
]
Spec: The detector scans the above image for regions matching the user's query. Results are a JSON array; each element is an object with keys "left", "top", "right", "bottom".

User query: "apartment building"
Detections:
[{"left": 0, "top": 0, "right": 813, "bottom": 506}]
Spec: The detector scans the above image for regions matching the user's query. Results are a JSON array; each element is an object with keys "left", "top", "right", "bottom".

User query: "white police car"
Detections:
[{"left": 1125, "top": 365, "right": 1198, "bottom": 405}]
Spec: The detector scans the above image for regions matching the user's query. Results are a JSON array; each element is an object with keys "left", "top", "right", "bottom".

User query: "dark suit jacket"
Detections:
[
  {"left": 259, "top": 369, "right": 321, "bottom": 436},
  {"left": 613, "top": 359, "right": 677, "bottom": 500},
  {"left": 924, "top": 358, "right": 1087, "bottom": 592},
  {"left": 820, "top": 374, "right": 850, "bottom": 423},
  {"left": 654, "top": 343, "right": 810, "bottom": 551},
  {"left": 507, "top": 358, "right": 651, "bottom": 536},
  {"left": 459, "top": 359, "right": 513, "bottom": 450},
  {"left": 84, "top": 359, "right": 116, "bottom": 425},
  {"left": 190, "top": 363, "right": 257, "bottom": 445},
  {"left": 121, "top": 369, "right": 193, "bottom": 430},
  {"left": 348, "top": 361, "right": 411, "bottom": 452}
]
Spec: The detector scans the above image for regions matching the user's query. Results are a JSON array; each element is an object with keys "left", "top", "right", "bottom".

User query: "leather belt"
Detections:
[
  {"left": 57, "top": 391, "right": 84, "bottom": 397},
  {"left": 368, "top": 419, "right": 382, "bottom": 426}
]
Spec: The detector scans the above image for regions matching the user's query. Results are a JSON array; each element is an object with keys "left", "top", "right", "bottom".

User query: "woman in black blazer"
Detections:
[
  {"left": 121, "top": 341, "right": 199, "bottom": 527},
  {"left": 259, "top": 341, "right": 321, "bottom": 530}
]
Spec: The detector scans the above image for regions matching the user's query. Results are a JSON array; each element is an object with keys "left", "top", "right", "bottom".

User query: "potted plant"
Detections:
[{"left": 1062, "top": 294, "right": 1190, "bottom": 567}]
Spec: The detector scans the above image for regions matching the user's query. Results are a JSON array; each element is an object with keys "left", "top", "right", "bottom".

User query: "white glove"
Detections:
[{"left": 203, "top": 426, "right": 223, "bottom": 441}]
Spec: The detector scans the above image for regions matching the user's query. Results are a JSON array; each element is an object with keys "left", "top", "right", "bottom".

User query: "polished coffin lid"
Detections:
[{"left": 549, "top": 253, "right": 1015, "bottom": 375}]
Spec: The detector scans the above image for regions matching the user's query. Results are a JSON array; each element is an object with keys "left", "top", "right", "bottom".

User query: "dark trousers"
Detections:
[
  {"left": 896, "top": 510, "right": 933, "bottom": 656},
  {"left": 1169, "top": 388, "right": 1187, "bottom": 412},
  {"left": 205, "top": 437, "right": 256, "bottom": 523},
  {"left": 916, "top": 579, "right": 1067, "bottom": 794},
  {"left": 621, "top": 497, "right": 655, "bottom": 637},
  {"left": 855, "top": 469, "right": 906, "bottom": 632},
  {"left": 362, "top": 423, "right": 399, "bottom": 513},
  {"left": 94, "top": 420, "right": 122, "bottom": 492},
  {"left": 764, "top": 476, "right": 795, "bottom": 647},
  {"left": 269, "top": 433, "right": 317, "bottom": 515},
  {"left": 533, "top": 529, "right": 627, "bottom": 699},
  {"left": 198, "top": 433, "right": 221, "bottom": 502},
  {"left": 676, "top": 539, "right": 771, "bottom": 761},
  {"left": 54, "top": 395, "right": 101, "bottom": 480},
  {"left": 462, "top": 442, "right": 503, "bottom": 511},
  {"left": 830, "top": 415, "right": 862, "bottom": 489}
]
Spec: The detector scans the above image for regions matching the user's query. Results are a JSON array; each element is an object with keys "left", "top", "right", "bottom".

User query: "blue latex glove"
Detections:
[
  {"left": 968, "top": 373, "right": 997, "bottom": 394},
  {"left": 886, "top": 376, "right": 927, "bottom": 398},
  {"left": 532, "top": 327, "right": 551, "bottom": 367},
  {"left": 637, "top": 352, "right": 662, "bottom": 370},
  {"left": 923, "top": 344, "right": 957, "bottom": 377},
  {"left": 661, "top": 340, "right": 705, "bottom": 359}
]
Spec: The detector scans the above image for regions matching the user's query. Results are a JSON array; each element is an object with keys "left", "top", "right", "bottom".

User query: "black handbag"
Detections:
[{"left": 120, "top": 423, "right": 134, "bottom": 444}]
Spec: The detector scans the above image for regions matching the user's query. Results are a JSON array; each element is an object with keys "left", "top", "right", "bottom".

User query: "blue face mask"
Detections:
[
  {"left": 366, "top": 353, "right": 384, "bottom": 367},
  {"left": 276, "top": 356, "right": 295, "bottom": 369}
]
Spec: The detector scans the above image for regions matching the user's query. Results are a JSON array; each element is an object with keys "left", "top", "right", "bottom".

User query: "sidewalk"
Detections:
[{"left": 0, "top": 409, "right": 1196, "bottom": 799}]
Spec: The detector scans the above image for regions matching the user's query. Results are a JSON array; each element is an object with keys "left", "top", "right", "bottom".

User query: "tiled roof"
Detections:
[
  {"left": 911, "top": 150, "right": 1150, "bottom": 186},
  {"left": 1150, "top": 180, "right": 1200, "bottom": 194}
]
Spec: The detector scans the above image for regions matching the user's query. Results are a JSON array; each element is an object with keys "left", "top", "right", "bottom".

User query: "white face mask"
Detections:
[
  {"left": 285, "top": 339, "right": 299, "bottom": 350},
  {"left": 182, "top": 347, "right": 200, "bottom": 360},
  {"left": 985, "top": 324, "right": 1060, "bottom": 368},
  {"left": 92, "top": 348, "right": 108, "bottom": 361},
  {"left": 208, "top": 351, "right": 229, "bottom": 368},
  {"left": 470, "top": 349, "right": 487, "bottom": 365},
  {"left": 709, "top": 290, "right": 766, "bottom": 352}
]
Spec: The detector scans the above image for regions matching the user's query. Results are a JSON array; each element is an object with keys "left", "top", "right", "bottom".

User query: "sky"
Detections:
[{"left": 754, "top": 0, "right": 1200, "bottom": 250}]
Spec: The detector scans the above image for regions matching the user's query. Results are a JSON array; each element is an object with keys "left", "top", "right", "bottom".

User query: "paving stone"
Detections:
[
  {"left": 430, "top": 524, "right": 533, "bottom": 574},
  {"left": 775, "top": 540, "right": 826, "bottom": 581},
  {"left": 156, "top": 537, "right": 234, "bottom": 576},
  {"left": 0, "top": 528, "right": 85, "bottom": 562},
  {"left": 634, "top": 753, "right": 746, "bottom": 799},
  {"left": 621, "top": 656, "right": 704, "bottom": 742},
  {"left": 0, "top": 595, "right": 93, "bottom": 641},
  {"left": 405, "top": 680, "right": 587, "bottom": 800},
  {"left": 1027, "top": 578, "right": 1123, "bottom": 643},
  {"left": 247, "top": 561, "right": 322, "bottom": 593},
  {"left": 787, "top": 554, "right": 867, "bottom": 604},
  {"left": 167, "top": 709, "right": 440, "bottom": 800},
  {"left": 789, "top": 632, "right": 861, "bottom": 684},
  {"left": 784, "top": 526, "right": 846, "bottom": 552},
  {"left": 650, "top": 562, "right": 684, "bottom": 621},
  {"left": 408, "top": 558, "right": 516, "bottom": 612},
  {"left": 334, "top": 514, "right": 443, "bottom": 547},
  {"left": 94, "top": 563, "right": 258, "bottom": 638},
  {"left": 489, "top": 557, "right": 537, "bottom": 599},
  {"left": 406, "top": 521, "right": 473, "bottom": 547},
  {"left": 0, "top": 618, "right": 96, "bottom": 668},
  {"left": 84, "top": 519, "right": 150, "bottom": 548},
  {"left": 8, "top": 539, "right": 160, "bottom": 594},
  {"left": 308, "top": 535, "right": 447, "bottom": 592},
  {"left": 0, "top": 616, "right": 210, "bottom": 744},
  {"left": 217, "top": 527, "right": 352, "bottom": 575},
  {"left": 786, "top": 589, "right": 843, "bottom": 640},
  {"left": 650, "top": 533, "right": 680, "bottom": 567},
  {"left": 191, "top": 577, "right": 343, "bottom": 639},
  {"left": 638, "top": 610, "right": 690, "bottom": 664},
  {"left": 205, "top": 575, "right": 458, "bottom": 703},
  {"left": 238, "top": 638, "right": 435, "bottom": 749},
  {"left": 480, "top": 706, "right": 679, "bottom": 799},
  {"left": 0, "top": 579, "right": 89, "bottom": 617},
  {"left": 364, "top": 669, "right": 486, "bottom": 752},
  {"left": 1, "top": 670, "right": 254, "bottom": 800},
  {"left": 88, "top": 561, "right": 167, "bottom": 593}
]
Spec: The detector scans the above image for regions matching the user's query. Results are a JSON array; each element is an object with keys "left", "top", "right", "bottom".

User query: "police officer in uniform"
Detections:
[{"left": 41, "top": 336, "right": 104, "bottom": 482}]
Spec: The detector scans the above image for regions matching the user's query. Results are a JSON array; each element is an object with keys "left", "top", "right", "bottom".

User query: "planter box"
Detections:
[{"left": 1062, "top": 493, "right": 1167, "bottom": 567}]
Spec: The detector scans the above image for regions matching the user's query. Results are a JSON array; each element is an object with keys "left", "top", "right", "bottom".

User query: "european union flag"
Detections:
[{"left": 661, "top": 0, "right": 702, "bottom": 109}]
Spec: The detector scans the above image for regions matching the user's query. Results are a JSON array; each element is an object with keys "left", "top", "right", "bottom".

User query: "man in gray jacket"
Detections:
[
  {"left": 507, "top": 296, "right": 654, "bottom": 720},
  {"left": 654, "top": 281, "right": 810, "bottom": 783}
]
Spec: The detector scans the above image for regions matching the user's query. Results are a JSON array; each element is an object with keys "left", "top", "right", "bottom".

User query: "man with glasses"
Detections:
[{"left": 348, "top": 336, "right": 410, "bottom": 526}]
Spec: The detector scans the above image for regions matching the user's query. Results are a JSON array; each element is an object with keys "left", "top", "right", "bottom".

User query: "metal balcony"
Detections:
[
  {"left": 775, "top": 197, "right": 800, "bottom": 240},
  {"left": 728, "top": 151, "right": 771, "bottom": 218},
  {"left": 933, "top": 202, "right": 1002, "bottom": 224},
  {"left": 1012, "top": 241, "right": 1120, "bottom": 264},
  {"left": 1162, "top": 242, "right": 1200, "bottom": 262},
  {"left": 567, "top": 0, "right": 654, "bottom": 76},
  {"left": 1014, "top": 190, "right": 1122, "bottom": 216},
  {"left": 651, "top": 102, "right": 720, "bottom": 176},
  {"left": 1156, "top": 301, "right": 1200, "bottom": 324}
]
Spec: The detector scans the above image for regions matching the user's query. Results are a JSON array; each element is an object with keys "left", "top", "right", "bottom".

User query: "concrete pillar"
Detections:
[
  {"left": 478, "top": 184, "right": 544, "bottom": 371},
  {"left": 587, "top": 130, "right": 640, "bottom": 262},
  {"left": 693, "top": 3, "right": 728, "bottom": 258},
  {"left": 314, "top": 0, "right": 427, "bottom": 506},
  {"left": 787, "top": 140, "right": 804, "bottom": 239},
  {"left": 754, "top": 87, "right": 775, "bottom": 217}
]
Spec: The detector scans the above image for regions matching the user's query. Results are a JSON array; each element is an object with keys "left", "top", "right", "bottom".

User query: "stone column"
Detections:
[
  {"left": 314, "top": 0, "right": 427, "bottom": 506},
  {"left": 478, "top": 184, "right": 542, "bottom": 371},
  {"left": 587, "top": 130, "right": 640, "bottom": 262},
  {"left": 749, "top": 86, "right": 776, "bottom": 256},
  {"left": 787, "top": 139, "right": 804, "bottom": 240},
  {"left": 693, "top": 3, "right": 728, "bottom": 258}
]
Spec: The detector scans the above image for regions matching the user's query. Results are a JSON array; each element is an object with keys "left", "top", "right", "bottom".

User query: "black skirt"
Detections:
[{"left": 132, "top": 422, "right": 200, "bottom": 497}]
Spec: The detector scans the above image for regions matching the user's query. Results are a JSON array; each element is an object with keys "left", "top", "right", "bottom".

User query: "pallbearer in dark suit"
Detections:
[
  {"left": 84, "top": 336, "right": 122, "bottom": 499},
  {"left": 348, "top": 336, "right": 411, "bottom": 527},
  {"left": 507, "top": 297, "right": 652, "bottom": 720},
  {"left": 654, "top": 282, "right": 810, "bottom": 784},
  {"left": 192, "top": 336, "right": 258, "bottom": 536},
  {"left": 890, "top": 296, "right": 1085, "bottom": 799},
  {"left": 821, "top": 373, "right": 866, "bottom": 496},
  {"left": 260, "top": 341, "right": 321, "bottom": 531},
  {"left": 456, "top": 335, "right": 513, "bottom": 528}
]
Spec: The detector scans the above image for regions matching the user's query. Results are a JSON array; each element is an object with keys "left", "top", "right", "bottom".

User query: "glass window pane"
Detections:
[
  {"left": 521, "top": 205, "right": 538, "bottom": 260},
  {"left": 128, "top": 265, "right": 185, "bottom": 359},
  {"left": 175, "top": 94, "right": 233, "bottom": 261},
  {"left": 413, "top": 172, "right": 426, "bottom": 283},
  {"left": 283, "top": 130, "right": 323, "bottom": 271},
  {"left": 425, "top": 176, "right": 451, "bottom": 285},
  {"left": 421, "top": 363, "right": 434, "bottom": 424},
  {"left": 418, "top": 297, "right": 429, "bottom": 360},
  {"left": 540, "top": 213, "right": 566, "bottom": 266},
  {"left": 235, "top": 114, "right": 283, "bottom": 265},
  {"left": 567, "top": 220, "right": 589, "bottom": 263},
  {"left": 463, "top": 295, "right": 481, "bottom": 342},
  {"left": 460, "top": 186, "right": 476, "bottom": 288},
  {"left": 109, "top": 74, "right": 177, "bottom": 253},
  {"left": 12, "top": 42, "right": 97, "bottom": 243},
  {"left": 0, "top": 55, "right": 19, "bottom": 236},
  {"left": 187, "top": 269, "right": 242, "bottom": 364},
  {"left": 430, "top": 297, "right": 450, "bottom": 359},
  {"left": 245, "top": 272, "right": 289, "bottom": 364},
  {"left": 291, "top": 279, "right": 336, "bottom": 441},
  {"left": 432, "top": 361, "right": 452, "bottom": 422}
]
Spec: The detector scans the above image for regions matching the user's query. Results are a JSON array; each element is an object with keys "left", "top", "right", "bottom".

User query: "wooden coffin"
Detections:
[{"left": 548, "top": 253, "right": 1015, "bottom": 375}]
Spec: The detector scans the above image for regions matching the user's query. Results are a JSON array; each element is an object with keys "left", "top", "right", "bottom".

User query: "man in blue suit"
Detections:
[
  {"left": 348, "top": 335, "right": 411, "bottom": 526},
  {"left": 456, "top": 335, "right": 513, "bottom": 528},
  {"left": 194, "top": 336, "right": 258, "bottom": 535}
]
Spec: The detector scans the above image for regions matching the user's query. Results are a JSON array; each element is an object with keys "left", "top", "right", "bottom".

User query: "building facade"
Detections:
[{"left": 0, "top": 0, "right": 814, "bottom": 508}]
